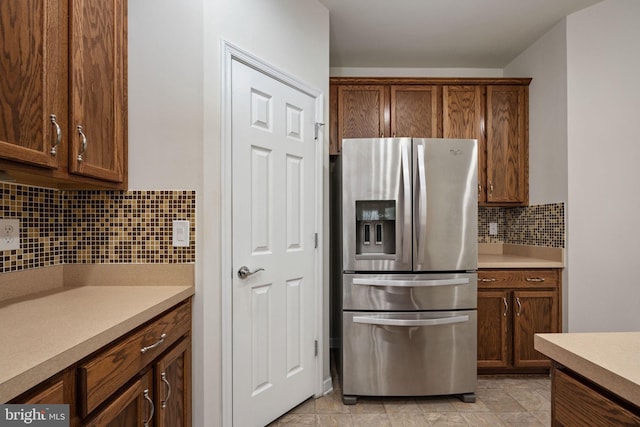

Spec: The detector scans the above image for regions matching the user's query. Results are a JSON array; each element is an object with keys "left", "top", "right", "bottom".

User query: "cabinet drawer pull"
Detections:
[
  {"left": 161, "top": 372, "right": 172, "bottom": 408},
  {"left": 143, "top": 389, "right": 154, "bottom": 427},
  {"left": 525, "top": 277, "right": 545, "bottom": 282},
  {"left": 502, "top": 297, "right": 508, "bottom": 316},
  {"left": 140, "top": 333, "right": 166, "bottom": 353},
  {"left": 76, "top": 125, "right": 88, "bottom": 161},
  {"left": 50, "top": 114, "right": 61, "bottom": 156},
  {"left": 480, "top": 278, "right": 497, "bottom": 282},
  {"left": 516, "top": 297, "right": 522, "bottom": 316}
]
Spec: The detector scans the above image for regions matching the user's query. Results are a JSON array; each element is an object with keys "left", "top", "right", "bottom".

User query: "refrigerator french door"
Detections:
[{"left": 340, "top": 138, "right": 478, "bottom": 404}]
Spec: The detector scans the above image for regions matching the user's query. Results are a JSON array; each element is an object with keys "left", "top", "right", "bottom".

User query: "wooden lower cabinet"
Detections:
[
  {"left": 478, "top": 269, "right": 561, "bottom": 373},
  {"left": 552, "top": 365, "right": 640, "bottom": 426},
  {"left": 84, "top": 371, "right": 153, "bottom": 427},
  {"left": 155, "top": 337, "right": 191, "bottom": 427},
  {"left": 11, "top": 300, "right": 192, "bottom": 427}
]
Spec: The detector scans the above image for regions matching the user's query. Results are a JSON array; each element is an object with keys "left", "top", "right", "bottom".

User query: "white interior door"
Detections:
[{"left": 231, "top": 58, "right": 318, "bottom": 427}]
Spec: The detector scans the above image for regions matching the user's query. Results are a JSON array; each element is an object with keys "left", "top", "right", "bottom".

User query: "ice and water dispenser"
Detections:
[{"left": 355, "top": 200, "right": 396, "bottom": 256}]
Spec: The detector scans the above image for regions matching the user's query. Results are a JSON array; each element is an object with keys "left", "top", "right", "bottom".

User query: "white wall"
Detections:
[
  {"left": 503, "top": 19, "right": 570, "bottom": 330},
  {"left": 128, "top": 0, "right": 204, "bottom": 190},
  {"left": 565, "top": 0, "right": 640, "bottom": 332},
  {"left": 504, "top": 20, "right": 568, "bottom": 207},
  {"left": 129, "top": 0, "right": 329, "bottom": 426}
]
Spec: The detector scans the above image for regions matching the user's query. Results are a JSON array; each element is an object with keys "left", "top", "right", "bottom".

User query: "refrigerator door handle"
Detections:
[
  {"left": 400, "top": 142, "right": 412, "bottom": 265},
  {"left": 353, "top": 315, "right": 469, "bottom": 327},
  {"left": 352, "top": 277, "right": 470, "bottom": 288},
  {"left": 416, "top": 143, "right": 427, "bottom": 263}
]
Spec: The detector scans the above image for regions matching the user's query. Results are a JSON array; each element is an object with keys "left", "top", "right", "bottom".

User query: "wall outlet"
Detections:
[
  {"left": 0, "top": 219, "right": 20, "bottom": 251},
  {"left": 489, "top": 222, "right": 498, "bottom": 236}
]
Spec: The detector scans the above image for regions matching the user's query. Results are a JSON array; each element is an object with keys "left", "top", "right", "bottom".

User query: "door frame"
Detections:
[{"left": 220, "top": 41, "right": 325, "bottom": 427}]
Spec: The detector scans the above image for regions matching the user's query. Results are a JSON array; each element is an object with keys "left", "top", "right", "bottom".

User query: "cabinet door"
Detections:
[
  {"left": 486, "top": 85, "right": 527, "bottom": 204},
  {"left": 336, "top": 85, "right": 387, "bottom": 152},
  {"left": 443, "top": 86, "right": 486, "bottom": 203},
  {"left": 85, "top": 371, "right": 154, "bottom": 427},
  {"left": 477, "top": 290, "right": 510, "bottom": 368},
  {"left": 390, "top": 85, "right": 441, "bottom": 138},
  {"left": 155, "top": 337, "right": 191, "bottom": 427},
  {"left": 69, "top": 0, "right": 126, "bottom": 183},
  {"left": 513, "top": 290, "right": 558, "bottom": 368},
  {"left": 0, "top": 0, "right": 68, "bottom": 168}
]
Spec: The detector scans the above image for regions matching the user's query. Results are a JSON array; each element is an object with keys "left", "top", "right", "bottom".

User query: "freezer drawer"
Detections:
[
  {"left": 342, "top": 310, "right": 477, "bottom": 398},
  {"left": 343, "top": 273, "right": 477, "bottom": 311}
]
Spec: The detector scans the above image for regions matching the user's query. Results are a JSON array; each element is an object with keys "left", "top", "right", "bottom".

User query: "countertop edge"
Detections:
[
  {"left": 0, "top": 286, "right": 194, "bottom": 403},
  {"left": 535, "top": 333, "right": 640, "bottom": 408}
]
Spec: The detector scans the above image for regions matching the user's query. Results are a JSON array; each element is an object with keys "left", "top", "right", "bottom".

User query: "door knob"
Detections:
[{"left": 237, "top": 266, "right": 264, "bottom": 279}]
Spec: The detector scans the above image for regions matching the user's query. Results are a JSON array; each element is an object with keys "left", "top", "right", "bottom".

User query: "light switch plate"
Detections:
[
  {"left": 0, "top": 218, "right": 20, "bottom": 251},
  {"left": 489, "top": 222, "right": 498, "bottom": 236},
  {"left": 172, "top": 220, "right": 190, "bottom": 247}
]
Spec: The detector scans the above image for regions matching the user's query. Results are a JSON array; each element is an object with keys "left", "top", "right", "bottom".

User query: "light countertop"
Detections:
[
  {"left": 478, "top": 243, "right": 564, "bottom": 269},
  {"left": 0, "top": 282, "right": 194, "bottom": 402},
  {"left": 535, "top": 332, "right": 640, "bottom": 407}
]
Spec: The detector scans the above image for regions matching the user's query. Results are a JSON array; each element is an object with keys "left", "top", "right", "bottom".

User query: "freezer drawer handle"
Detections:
[
  {"left": 352, "top": 277, "right": 469, "bottom": 288},
  {"left": 353, "top": 315, "right": 469, "bottom": 327}
]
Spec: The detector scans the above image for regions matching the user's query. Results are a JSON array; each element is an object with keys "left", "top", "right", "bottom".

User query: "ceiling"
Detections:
[{"left": 318, "top": 0, "right": 602, "bottom": 68}]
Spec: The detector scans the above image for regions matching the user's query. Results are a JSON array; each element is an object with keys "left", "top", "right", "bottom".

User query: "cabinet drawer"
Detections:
[
  {"left": 79, "top": 301, "right": 191, "bottom": 416},
  {"left": 554, "top": 368, "right": 640, "bottom": 425},
  {"left": 478, "top": 269, "right": 559, "bottom": 289}
]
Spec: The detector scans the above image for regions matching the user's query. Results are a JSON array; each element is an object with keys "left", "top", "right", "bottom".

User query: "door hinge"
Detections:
[
  {"left": 314, "top": 340, "right": 318, "bottom": 357},
  {"left": 314, "top": 233, "right": 318, "bottom": 248},
  {"left": 314, "top": 122, "right": 325, "bottom": 141}
]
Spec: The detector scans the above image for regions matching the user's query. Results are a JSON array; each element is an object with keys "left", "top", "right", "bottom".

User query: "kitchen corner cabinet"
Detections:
[
  {"left": 0, "top": 0, "right": 127, "bottom": 189},
  {"left": 11, "top": 300, "right": 191, "bottom": 427},
  {"left": 330, "top": 78, "right": 530, "bottom": 206},
  {"left": 477, "top": 269, "right": 561, "bottom": 373}
]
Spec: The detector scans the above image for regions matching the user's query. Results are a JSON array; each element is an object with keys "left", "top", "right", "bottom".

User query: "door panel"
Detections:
[
  {"left": 513, "top": 290, "right": 557, "bottom": 368},
  {"left": 477, "top": 290, "right": 510, "bottom": 368},
  {"left": 391, "top": 85, "right": 441, "bottom": 138},
  {"left": 342, "top": 310, "right": 477, "bottom": 397},
  {"left": 342, "top": 273, "right": 477, "bottom": 311},
  {"left": 69, "top": 0, "right": 125, "bottom": 182},
  {"left": 413, "top": 138, "right": 477, "bottom": 271},
  {"left": 231, "top": 59, "right": 317, "bottom": 427},
  {"left": 443, "top": 85, "right": 486, "bottom": 203},
  {"left": 0, "top": 0, "right": 67, "bottom": 168},
  {"left": 341, "top": 138, "right": 412, "bottom": 272}
]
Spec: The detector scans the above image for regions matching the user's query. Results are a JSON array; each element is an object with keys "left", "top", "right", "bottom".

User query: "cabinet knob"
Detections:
[
  {"left": 516, "top": 297, "right": 522, "bottom": 316},
  {"left": 488, "top": 181, "right": 494, "bottom": 196},
  {"left": 502, "top": 297, "right": 508, "bottom": 317},
  {"left": 76, "top": 125, "right": 88, "bottom": 162},
  {"left": 50, "top": 114, "right": 61, "bottom": 156}
]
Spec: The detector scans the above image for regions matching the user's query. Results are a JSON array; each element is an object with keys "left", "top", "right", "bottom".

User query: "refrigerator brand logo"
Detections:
[
  {"left": 450, "top": 149, "right": 463, "bottom": 155},
  {"left": 0, "top": 405, "right": 68, "bottom": 426}
]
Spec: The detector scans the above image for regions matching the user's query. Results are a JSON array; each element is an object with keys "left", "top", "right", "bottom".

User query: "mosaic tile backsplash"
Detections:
[
  {"left": 1, "top": 183, "right": 195, "bottom": 273},
  {"left": 478, "top": 203, "right": 565, "bottom": 248}
]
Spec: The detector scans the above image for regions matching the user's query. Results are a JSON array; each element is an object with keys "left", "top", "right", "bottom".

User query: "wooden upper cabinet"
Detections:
[
  {"left": 443, "top": 86, "right": 486, "bottom": 203},
  {"left": 486, "top": 85, "right": 528, "bottom": 205},
  {"left": 390, "top": 85, "right": 441, "bottom": 138},
  {"left": 69, "top": 0, "right": 126, "bottom": 183},
  {"left": 0, "top": 0, "right": 68, "bottom": 168},
  {"left": 335, "top": 85, "right": 387, "bottom": 152}
]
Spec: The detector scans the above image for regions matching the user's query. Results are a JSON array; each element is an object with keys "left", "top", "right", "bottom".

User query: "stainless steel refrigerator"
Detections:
[{"left": 340, "top": 137, "right": 478, "bottom": 404}]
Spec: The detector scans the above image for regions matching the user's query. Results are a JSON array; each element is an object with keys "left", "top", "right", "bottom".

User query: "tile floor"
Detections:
[{"left": 268, "top": 374, "right": 551, "bottom": 426}]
